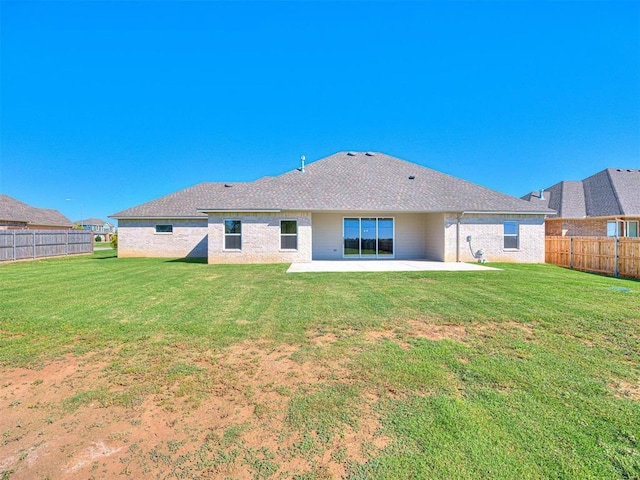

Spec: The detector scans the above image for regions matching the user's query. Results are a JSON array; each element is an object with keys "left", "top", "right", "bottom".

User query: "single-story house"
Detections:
[
  {"left": 110, "top": 152, "right": 553, "bottom": 264},
  {"left": 75, "top": 218, "right": 117, "bottom": 241},
  {"left": 522, "top": 168, "right": 640, "bottom": 237},
  {"left": 0, "top": 194, "right": 74, "bottom": 230}
]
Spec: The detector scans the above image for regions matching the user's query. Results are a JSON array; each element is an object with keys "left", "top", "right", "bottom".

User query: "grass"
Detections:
[{"left": 0, "top": 250, "right": 639, "bottom": 479}]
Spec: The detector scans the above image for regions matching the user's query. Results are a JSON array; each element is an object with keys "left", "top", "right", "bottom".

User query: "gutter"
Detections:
[
  {"left": 452, "top": 213, "right": 465, "bottom": 263},
  {"left": 196, "top": 209, "right": 282, "bottom": 214},
  {"left": 108, "top": 215, "right": 206, "bottom": 220},
  {"left": 461, "top": 210, "right": 553, "bottom": 215}
]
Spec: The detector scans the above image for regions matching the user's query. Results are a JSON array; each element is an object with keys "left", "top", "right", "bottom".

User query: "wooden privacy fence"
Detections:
[
  {"left": 0, "top": 230, "right": 93, "bottom": 262},
  {"left": 546, "top": 236, "right": 640, "bottom": 279}
]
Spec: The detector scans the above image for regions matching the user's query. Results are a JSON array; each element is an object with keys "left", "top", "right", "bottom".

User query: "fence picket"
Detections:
[
  {"left": 546, "top": 236, "right": 640, "bottom": 279},
  {"left": 0, "top": 230, "right": 93, "bottom": 262}
]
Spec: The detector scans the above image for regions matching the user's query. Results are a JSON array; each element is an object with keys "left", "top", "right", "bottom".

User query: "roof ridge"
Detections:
[{"left": 605, "top": 168, "right": 625, "bottom": 215}]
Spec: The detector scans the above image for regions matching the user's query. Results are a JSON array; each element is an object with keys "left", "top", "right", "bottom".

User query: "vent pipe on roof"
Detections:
[
  {"left": 300, "top": 155, "right": 305, "bottom": 173},
  {"left": 539, "top": 189, "right": 545, "bottom": 200}
]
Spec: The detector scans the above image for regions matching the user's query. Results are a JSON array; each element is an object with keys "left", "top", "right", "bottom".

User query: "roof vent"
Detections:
[
  {"left": 365, "top": 152, "right": 375, "bottom": 156},
  {"left": 539, "top": 189, "right": 545, "bottom": 200},
  {"left": 224, "top": 183, "right": 233, "bottom": 187},
  {"left": 408, "top": 175, "right": 415, "bottom": 180},
  {"left": 346, "top": 152, "right": 356, "bottom": 156}
]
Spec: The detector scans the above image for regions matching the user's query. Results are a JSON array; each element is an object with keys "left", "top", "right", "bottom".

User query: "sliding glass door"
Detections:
[{"left": 343, "top": 217, "right": 394, "bottom": 258}]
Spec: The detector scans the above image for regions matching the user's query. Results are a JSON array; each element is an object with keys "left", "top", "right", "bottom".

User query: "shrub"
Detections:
[
  {"left": 95, "top": 235, "right": 102, "bottom": 242},
  {"left": 110, "top": 233, "right": 118, "bottom": 249}
]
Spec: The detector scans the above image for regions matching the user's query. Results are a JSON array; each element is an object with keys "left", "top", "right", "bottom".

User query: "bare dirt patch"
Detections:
[
  {"left": 471, "top": 321, "right": 536, "bottom": 341},
  {"left": 361, "top": 319, "right": 536, "bottom": 351},
  {"left": 0, "top": 342, "right": 388, "bottom": 479},
  {"left": 310, "top": 333, "right": 339, "bottom": 347},
  {"left": 407, "top": 319, "right": 467, "bottom": 342},
  {"left": 364, "top": 319, "right": 467, "bottom": 349},
  {"left": 609, "top": 379, "right": 640, "bottom": 401}
]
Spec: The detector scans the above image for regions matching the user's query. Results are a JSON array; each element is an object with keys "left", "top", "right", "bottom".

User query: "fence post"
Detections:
[
  {"left": 569, "top": 236, "right": 573, "bottom": 270},
  {"left": 614, "top": 237, "right": 619, "bottom": 278},
  {"left": 13, "top": 231, "right": 16, "bottom": 261},
  {"left": 33, "top": 231, "right": 36, "bottom": 259},
  {"left": 66, "top": 231, "right": 69, "bottom": 256}
]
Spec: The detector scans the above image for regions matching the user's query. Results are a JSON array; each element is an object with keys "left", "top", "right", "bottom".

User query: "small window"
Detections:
[
  {"left": 155, "top": 224, "right": 173, "bottom": 234},
  {"left": 224, "top": 220, "right": 241, "bottom": 250},
  {"left": 607, "top": 221, "right": 619, "bottom": 237},
  {"left": 503, "top": 221, "right": 519, "bottom": 249},
  {"left": 627, "top": 221, "right": 639, "bottom": 238},
  {"left": 280, "top": 220, "right": 298, "bottom": 250}
]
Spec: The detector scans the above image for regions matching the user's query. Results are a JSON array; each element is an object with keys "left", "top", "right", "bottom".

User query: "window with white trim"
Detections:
[
  {"left": 626, "top": 221, "right": 639, "bottom": 238},
  {"left": 503, "top": 221, "right": 519, "bottom": 249},
  {"left": 280, "top": 220, "right": 298, "bottom": 250},
  {"left": 607, "top": 221, "right": 619, "bottom": 237},
  {"left": 155, "top": 224, "right": 173, "bottom": 234},
  {"left": 224, "top": 220, "right": 242, "bottom": 250}
]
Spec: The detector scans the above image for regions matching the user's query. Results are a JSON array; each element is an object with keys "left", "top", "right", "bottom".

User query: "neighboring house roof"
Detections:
[
  {"left": 0, "top": 194, "right": 74, "bottom": 227},
  {"left": 75, "top": 218, "right": 114, "bottom": 227},
  {"left": 522, "top": 168, "right": 640, "bottom": 218},
  {"left": 111, "top": 152, "right": 554, "bottom": 219}
]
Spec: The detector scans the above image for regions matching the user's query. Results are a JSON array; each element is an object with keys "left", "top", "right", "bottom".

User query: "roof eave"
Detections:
[
  {"left": 197, "top": 209, "right": 282, "bottom": 213},
  {"left": 461, "top": 210, "right": 554, "bottom": 215},
  {"left": 108, "top": 215, "right": 207, "bottom": 220}
]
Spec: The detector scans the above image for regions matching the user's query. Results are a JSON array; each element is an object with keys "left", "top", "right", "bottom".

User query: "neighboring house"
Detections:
[
  {"left": 110, "top": 152, "right": 553, "bottom": 264},
  {"left": 522, "top": 168, "right": 640, "bottom": 237},
  {"left": 0, "top": 194, "right": 74, "bottom": 230},
  {"left": 75, "top": 218, "right": 116, "bottom": 241}
]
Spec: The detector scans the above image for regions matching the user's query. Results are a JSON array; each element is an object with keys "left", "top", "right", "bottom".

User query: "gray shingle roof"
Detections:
[
  {"left": 111, "top": 152, "right": 554, "bottom": 218},
  {"left": 606, "top": 169, "right": 640, "bottom": 215},
  {"left": 75, "top": 218, "right": 114, "bottom": 227},
  {"left": 523, "top": 168, "right": 640, "bottom": 218},
  {"left": 0, "top": 195, "right": 74, "bottom": 227}
]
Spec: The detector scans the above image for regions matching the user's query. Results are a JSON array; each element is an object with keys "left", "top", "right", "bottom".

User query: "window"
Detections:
[
  {"left": 503, "top": 221, "right": 519, "bottom": 249},
  {"left": 343, "top": 217, "right": 394, "bottom": 258},
  {"left": 627, "top": 221, "right": 639, "bottom": 238},
  {"left": 155, "top": 224, "right": 173, "bottom": 234},
  {"left": 280, "top": 220, "right": 297, "bottom": 250},
  {"left": 607, "top": 221, "right": 619, "bottom": 237},
  {"left": 224, "top": 220, "right": 241, "bottom": 250}
]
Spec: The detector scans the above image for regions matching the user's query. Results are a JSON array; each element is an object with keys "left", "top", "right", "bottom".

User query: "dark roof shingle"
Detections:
[
  {"left": 0, "top": 195, "right": 74, "bottom": 227},
  {"left": 112, "top": 152, "right": 554, "bottom": 218},
  {"left": 523, "top": 168, "right": 640, "bottom": 218}
]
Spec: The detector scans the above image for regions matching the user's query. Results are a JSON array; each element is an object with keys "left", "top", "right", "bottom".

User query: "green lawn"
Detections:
[{"left": 1, "top": 251, "right": 638, "bottom": 479}]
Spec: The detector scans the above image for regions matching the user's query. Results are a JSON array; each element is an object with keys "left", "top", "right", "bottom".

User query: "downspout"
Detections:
[{"left": 456, "top": 213, "right": 464, "bottom": 262}]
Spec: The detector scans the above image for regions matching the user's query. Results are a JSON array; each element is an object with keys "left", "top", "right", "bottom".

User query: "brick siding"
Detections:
[
  {"left": 117, "top": 219, "right": 208, "bottom": 258},
  {"left": 207, "top": 212, "right": 312, "bottom": 264},
  {"left": 546, "top": 217, "right": 640, "bottom": 237},
  {"left": 444, "top": 214, "right": 546, "bottom": 263}
]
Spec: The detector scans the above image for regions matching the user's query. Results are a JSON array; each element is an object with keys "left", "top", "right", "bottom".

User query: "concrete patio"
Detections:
[{"left": 287, "top": 260, "right": 500, "bottom": 273}]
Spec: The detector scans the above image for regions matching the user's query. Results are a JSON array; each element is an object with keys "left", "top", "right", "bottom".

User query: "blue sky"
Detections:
[{"left": 1, "top": 1, "right": 638, "bottom": 223}]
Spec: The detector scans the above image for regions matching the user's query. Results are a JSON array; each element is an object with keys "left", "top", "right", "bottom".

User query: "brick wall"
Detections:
[
  {"left": 546, "top": 217, "right": 640, "bottom": 237},
  {"left": 207, "top": 212, "right": 312, "bottom": 264},
  {"left": 444, "top": 214, "right": 546, "bottom": 263},
  {"left": 118, "top": 219, "right": 208, "bottom": 258}
]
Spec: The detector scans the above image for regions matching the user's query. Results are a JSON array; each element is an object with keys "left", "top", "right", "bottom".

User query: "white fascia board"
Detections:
[
  {"left": 109, "top": 216, "right": 206, "bottom": 220},
  {"left": 461, "top": 210, "right": 553, "bottom": 215},
  {"left": 197, "top": 209, "right": 282, "bottom": 213}
]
